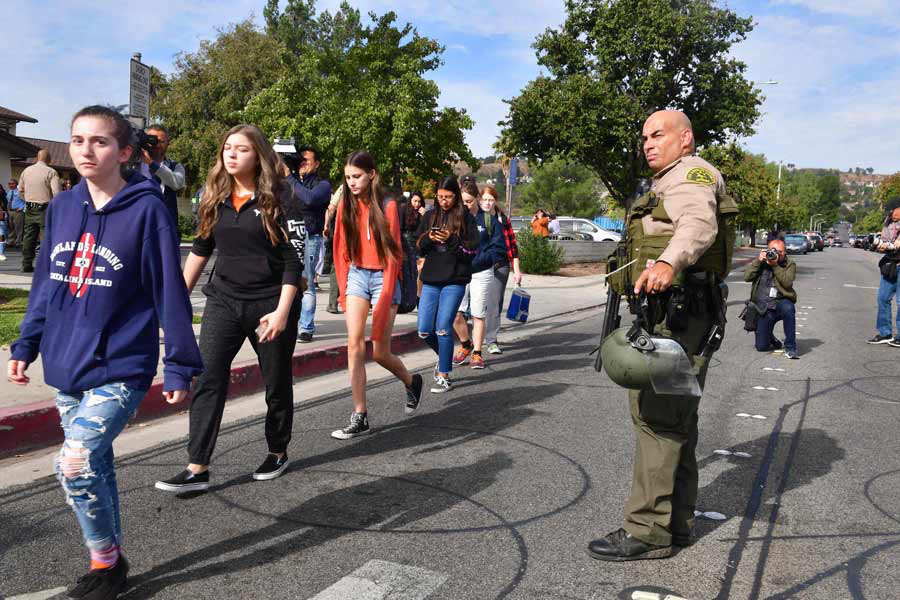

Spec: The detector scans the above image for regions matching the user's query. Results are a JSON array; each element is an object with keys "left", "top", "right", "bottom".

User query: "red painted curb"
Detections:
[{"left": 0, "top": 328, "right": 424, "bottom": 455}]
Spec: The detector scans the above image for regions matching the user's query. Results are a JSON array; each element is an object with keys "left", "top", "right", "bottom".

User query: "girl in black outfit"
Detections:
[
  {"left": 415, "top": 176, "right": 479, "bottom": 393},
  {"left": 156, "top": 124, "right": 303, "bottom": 492}
]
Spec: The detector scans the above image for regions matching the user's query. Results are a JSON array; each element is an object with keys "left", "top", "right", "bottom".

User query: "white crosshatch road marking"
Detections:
[{"left": 307, "top": 560, "right": 448, "bottom": 600}]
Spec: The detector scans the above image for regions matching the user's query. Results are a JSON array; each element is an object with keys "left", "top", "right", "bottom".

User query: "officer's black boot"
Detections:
[{"left": 587, "top": 528, "right": 673, "bottom": 561}]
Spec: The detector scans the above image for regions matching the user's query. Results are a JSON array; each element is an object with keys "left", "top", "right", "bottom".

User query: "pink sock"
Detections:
[{"left": 89, "top": 545, "right": 120, "bottom": 570}]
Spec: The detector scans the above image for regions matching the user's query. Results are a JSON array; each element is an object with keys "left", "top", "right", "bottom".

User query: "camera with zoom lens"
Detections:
[
  {"left": 136, "top": 129, "right": 158, "bottom": 153},
  {"left": 273, "top": 137, "right": 300, "bottom": 175},
  {"left": 765, "top": 248, "right": 779, "bottom": 262}
]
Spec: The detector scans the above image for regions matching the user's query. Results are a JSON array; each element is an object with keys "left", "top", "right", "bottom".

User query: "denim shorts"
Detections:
[{"left": 346, "top": 265, "right": 401, "bottom": 306}]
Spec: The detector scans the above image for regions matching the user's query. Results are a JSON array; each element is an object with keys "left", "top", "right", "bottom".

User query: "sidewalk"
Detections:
[{"left": 0, "top": 270, "right": 609, "bottom": 454}]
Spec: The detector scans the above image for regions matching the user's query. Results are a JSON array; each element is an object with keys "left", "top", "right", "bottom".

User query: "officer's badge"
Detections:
[{"left": 685, "top": 167, "right": 715, "bottom": 186}]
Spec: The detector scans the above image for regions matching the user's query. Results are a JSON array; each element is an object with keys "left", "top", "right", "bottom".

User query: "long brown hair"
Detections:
[
  {"left": 196, "top": 124, "right": 287, "bottom": 245},
  {"left": 340, "top": 151, "right": 400, "bottom": 265}
]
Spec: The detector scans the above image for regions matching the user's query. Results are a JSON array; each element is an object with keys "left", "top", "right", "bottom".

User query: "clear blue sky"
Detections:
[{"left": 2, "top": 0, "right": 899, "bottom": 172}]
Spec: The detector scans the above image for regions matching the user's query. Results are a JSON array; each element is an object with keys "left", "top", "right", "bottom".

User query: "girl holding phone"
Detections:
[
  {"left": 415, "top": 176, "right": 479, "bottom": 392},
  {"left": 331, "top": 151, "right": 423, "bottom": 438}
]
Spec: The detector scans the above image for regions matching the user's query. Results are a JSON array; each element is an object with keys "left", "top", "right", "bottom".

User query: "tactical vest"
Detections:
[{"left": 607, "top": 188, "right": 738, "bottom": 294}]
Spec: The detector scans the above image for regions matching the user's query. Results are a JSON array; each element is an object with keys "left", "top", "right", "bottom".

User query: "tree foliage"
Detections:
[
  {"left": 247, "top": 0, "right": 476, "bottom": 186},
  {"left": 875, "top": 173, "right": 900, "bottom": 208},
  {"left": 151, "top": 20, "right": 284, "bottom": 192},
  {"left": 151, "top": 1, "right": 475, "bottom": 193},
  {"left": 499, "top": 0, "right": 763, "bottom": 205},
  {"left": 517, "top": 157, "right": 603, "bottom": 218},
  {"left": 699, "top": 144, "right": 780, "bottom": 238}
]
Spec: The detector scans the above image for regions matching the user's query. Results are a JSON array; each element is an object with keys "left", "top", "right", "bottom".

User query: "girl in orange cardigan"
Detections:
[{"left": 331, "top": 151, "right": 423, "bottom": 439}]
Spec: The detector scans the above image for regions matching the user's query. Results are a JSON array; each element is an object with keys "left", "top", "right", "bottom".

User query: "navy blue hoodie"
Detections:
[
  {"left": 470, "top": 209, "right": 508, "bottom": 273},
  {"left": 11, "top": 173, "right": 203, "bottom": 393}
]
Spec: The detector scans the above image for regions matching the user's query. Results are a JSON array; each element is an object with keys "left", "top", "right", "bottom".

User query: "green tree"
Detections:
[
  {"left": 517, "top": 157, "right": 603, "bottom": 218},
  {"left": 248, "top": 0, "right": 476, "bottom": 186},
  {"left": 875, "top": 173, "right": 900, "bottom": 208},
  {"left": 150, "top": 20, "right": 284, "bottom": 193},
  {"left": 700, "top": 144, "right": 778, "bottom": 244},
  {"left": 499, "top": 0, "right": 763, "bottom": 205}
]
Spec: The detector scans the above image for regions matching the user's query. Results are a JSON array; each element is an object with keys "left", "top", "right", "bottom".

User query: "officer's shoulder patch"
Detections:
[{"left": 685, "top": 167, "right": 715, "bottom": 186}]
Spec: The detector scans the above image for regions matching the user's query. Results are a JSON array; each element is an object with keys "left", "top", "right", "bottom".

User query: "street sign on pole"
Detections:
[{"left": 129, "top": 53, "right": 151, "bottom": 126}]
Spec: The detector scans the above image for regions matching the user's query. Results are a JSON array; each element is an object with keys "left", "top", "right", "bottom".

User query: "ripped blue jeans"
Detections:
[
  {"left": 55, "top": 382, "right": 145, "bottom": 552},
  {"left": 418, "top": 283, "right": 467, "bottom": 374}
]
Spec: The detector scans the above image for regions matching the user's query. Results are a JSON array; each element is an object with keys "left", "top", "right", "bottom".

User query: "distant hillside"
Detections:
[{"left": 452, "top": 158, "right": 532, "bottom": 179}]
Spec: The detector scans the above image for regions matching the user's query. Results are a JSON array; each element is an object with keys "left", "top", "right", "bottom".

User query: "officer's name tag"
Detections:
[{"left": 769, "top": 287, "right": 777, "bottom": 298}]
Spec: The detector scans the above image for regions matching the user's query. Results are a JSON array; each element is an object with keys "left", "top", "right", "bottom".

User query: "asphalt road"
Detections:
[{"left": 2, "top": 246, "right": 899, "bottom": 600}]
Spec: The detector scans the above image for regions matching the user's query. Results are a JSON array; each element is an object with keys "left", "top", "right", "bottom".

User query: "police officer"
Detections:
[{"left": 589, "top": 109, "right": 733, "bottom": 561}]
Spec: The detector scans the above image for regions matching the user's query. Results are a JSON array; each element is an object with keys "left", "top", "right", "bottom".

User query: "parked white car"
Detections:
[{"left": 556, "top": 217, "right": 621, "bottom": 242}]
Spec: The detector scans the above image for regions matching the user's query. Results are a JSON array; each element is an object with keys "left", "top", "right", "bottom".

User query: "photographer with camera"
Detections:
[
  {"left": 138, "top": 125, "right": 185, "bottom": 231},
  {"left": 744, "top": 239, "right": 798, "bottom": 359},
  {"left": 279, "top": 143, "right": 332, "bottom": 343},
  {"left": 867, "top": 198, "right": 900, "bottom": 345}
]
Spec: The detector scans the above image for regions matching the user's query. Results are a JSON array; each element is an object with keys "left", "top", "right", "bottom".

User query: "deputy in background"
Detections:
[
  {"left": 18, "top": 148, "right": 60, "bottom": 273},
  {"left": 591, "top": 110, "right": 735, "bottom": 561}
]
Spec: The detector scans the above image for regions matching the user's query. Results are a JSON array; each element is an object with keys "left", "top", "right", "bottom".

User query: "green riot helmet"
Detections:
[{"left": 600, "top": 325, "right": 701, "bottom": 398}]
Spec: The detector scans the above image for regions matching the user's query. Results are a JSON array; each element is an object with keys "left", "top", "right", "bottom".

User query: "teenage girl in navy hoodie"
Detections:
[{"left": 7, "top": 105, "right": 203, "bottom": 600}]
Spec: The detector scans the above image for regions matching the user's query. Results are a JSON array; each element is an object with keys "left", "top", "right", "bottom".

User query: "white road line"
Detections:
[
  {"left": 308, "top": 560, "right": 448, "bottom": 600},
  {"left": 844, "top": 284, "right": 879, "bottom": 290},
  {"left": 762, "top": 367, "right": 785, "bottom": 372},
  {"left": 6, "top": 587, "right": 68, "bottom": 600}
]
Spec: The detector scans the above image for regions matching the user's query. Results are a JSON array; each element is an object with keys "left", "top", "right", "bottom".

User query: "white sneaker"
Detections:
[
  {"left": 431, "top": 375, "right": 451, "bottom": 393},
  {"left": 0, "top": 255, "right": 7, "bottom": 261},
  {"left": 486, "top": 342, "right": 502, "bottom": 355}
]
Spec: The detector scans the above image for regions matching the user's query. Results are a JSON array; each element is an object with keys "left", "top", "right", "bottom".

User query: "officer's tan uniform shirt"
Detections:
[
  {"left": 644, "top": 154, "right": 725, "bottom": 275},
  {"left": 18, "top": 160, "right": 61, "bottom": 205}
]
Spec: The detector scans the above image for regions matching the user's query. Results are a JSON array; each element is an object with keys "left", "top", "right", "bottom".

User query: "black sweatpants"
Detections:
[{"left": 188, "top": 290, "right": 300, "bottom": 465}]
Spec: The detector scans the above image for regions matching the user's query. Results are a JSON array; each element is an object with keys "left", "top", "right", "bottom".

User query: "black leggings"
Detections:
[{"left": 188, "top": 290, "right": 300, "bottom": 465}]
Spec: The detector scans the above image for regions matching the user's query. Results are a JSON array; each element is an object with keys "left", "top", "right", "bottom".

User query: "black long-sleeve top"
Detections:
[
  {"left": 192, "top": 186, "right": 302, "bottom": 300},
  {"left": 415, "top": 209, "right": 480, "bottom": 286}
]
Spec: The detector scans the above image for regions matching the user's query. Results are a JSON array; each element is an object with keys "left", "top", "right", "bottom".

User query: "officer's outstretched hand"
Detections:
[{"left": 634, "top": 261, "right": 674, "bottom": 295}]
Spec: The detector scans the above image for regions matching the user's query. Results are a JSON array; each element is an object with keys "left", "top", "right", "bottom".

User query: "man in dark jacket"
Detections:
[
  {"left": 286, "top": 146, "right": 332, "bottom": 342},
  {"left": 744, "top": 238, "right": 799, "bottom": 359}
]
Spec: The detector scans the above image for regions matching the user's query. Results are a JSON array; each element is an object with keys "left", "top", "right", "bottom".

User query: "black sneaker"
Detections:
[
  {"left": 889, "top": 337, "right": 900, "bottom": 348},
  {"left": 868, "top": 334, "right": 892, "bottom": 344},
  {"left": 769, "top": 337, "right": 783, "bottom": 351},
  {"left": 331, "top": 412, "right": 369, "bottom": 440},
  {"left": 252, "top": 453, "right": 289, "bottom": 481},
  {"left": 405, "top": 374, "right": 423, "bottom": 414},
  {"left": 154, "top": 469, "right": 210, "bottom": 493},
  {"left": 298, "top": 331, "right": 314, "bottom": 343},
  {"left": 784, "top": 349, "right": 799, "bottom": 359},
  {"left": 66, "top": 554, "right": 129, "bottom": 599}
]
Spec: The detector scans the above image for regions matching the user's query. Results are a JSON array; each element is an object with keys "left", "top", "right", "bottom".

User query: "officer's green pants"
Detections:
[
  {"left": 623, "top": 308, "right": 713, "bottom": 546},
  {"left": 22, "top": 207, "right": 47, "bottom": 269}
]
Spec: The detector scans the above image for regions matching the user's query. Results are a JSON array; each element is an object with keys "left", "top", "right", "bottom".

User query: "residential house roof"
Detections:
[
  {"left": 14, "top": 137, "right": 76, "bottom": 171},
  {"left": 0, "top": 105, "right": 38, "bottom": 124}
]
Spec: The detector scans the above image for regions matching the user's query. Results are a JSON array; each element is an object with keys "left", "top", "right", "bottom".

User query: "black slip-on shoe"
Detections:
[
  {"left": 252, "top": 453, "right": 289, "bottom": 481},
  {"left": 155, "top": 469, "right": 210, "bottom": 493}
]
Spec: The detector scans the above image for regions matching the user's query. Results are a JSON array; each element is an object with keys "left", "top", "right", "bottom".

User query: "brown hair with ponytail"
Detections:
[{"left": 340, "top": 151, "right": 400, "bottom": 266}]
